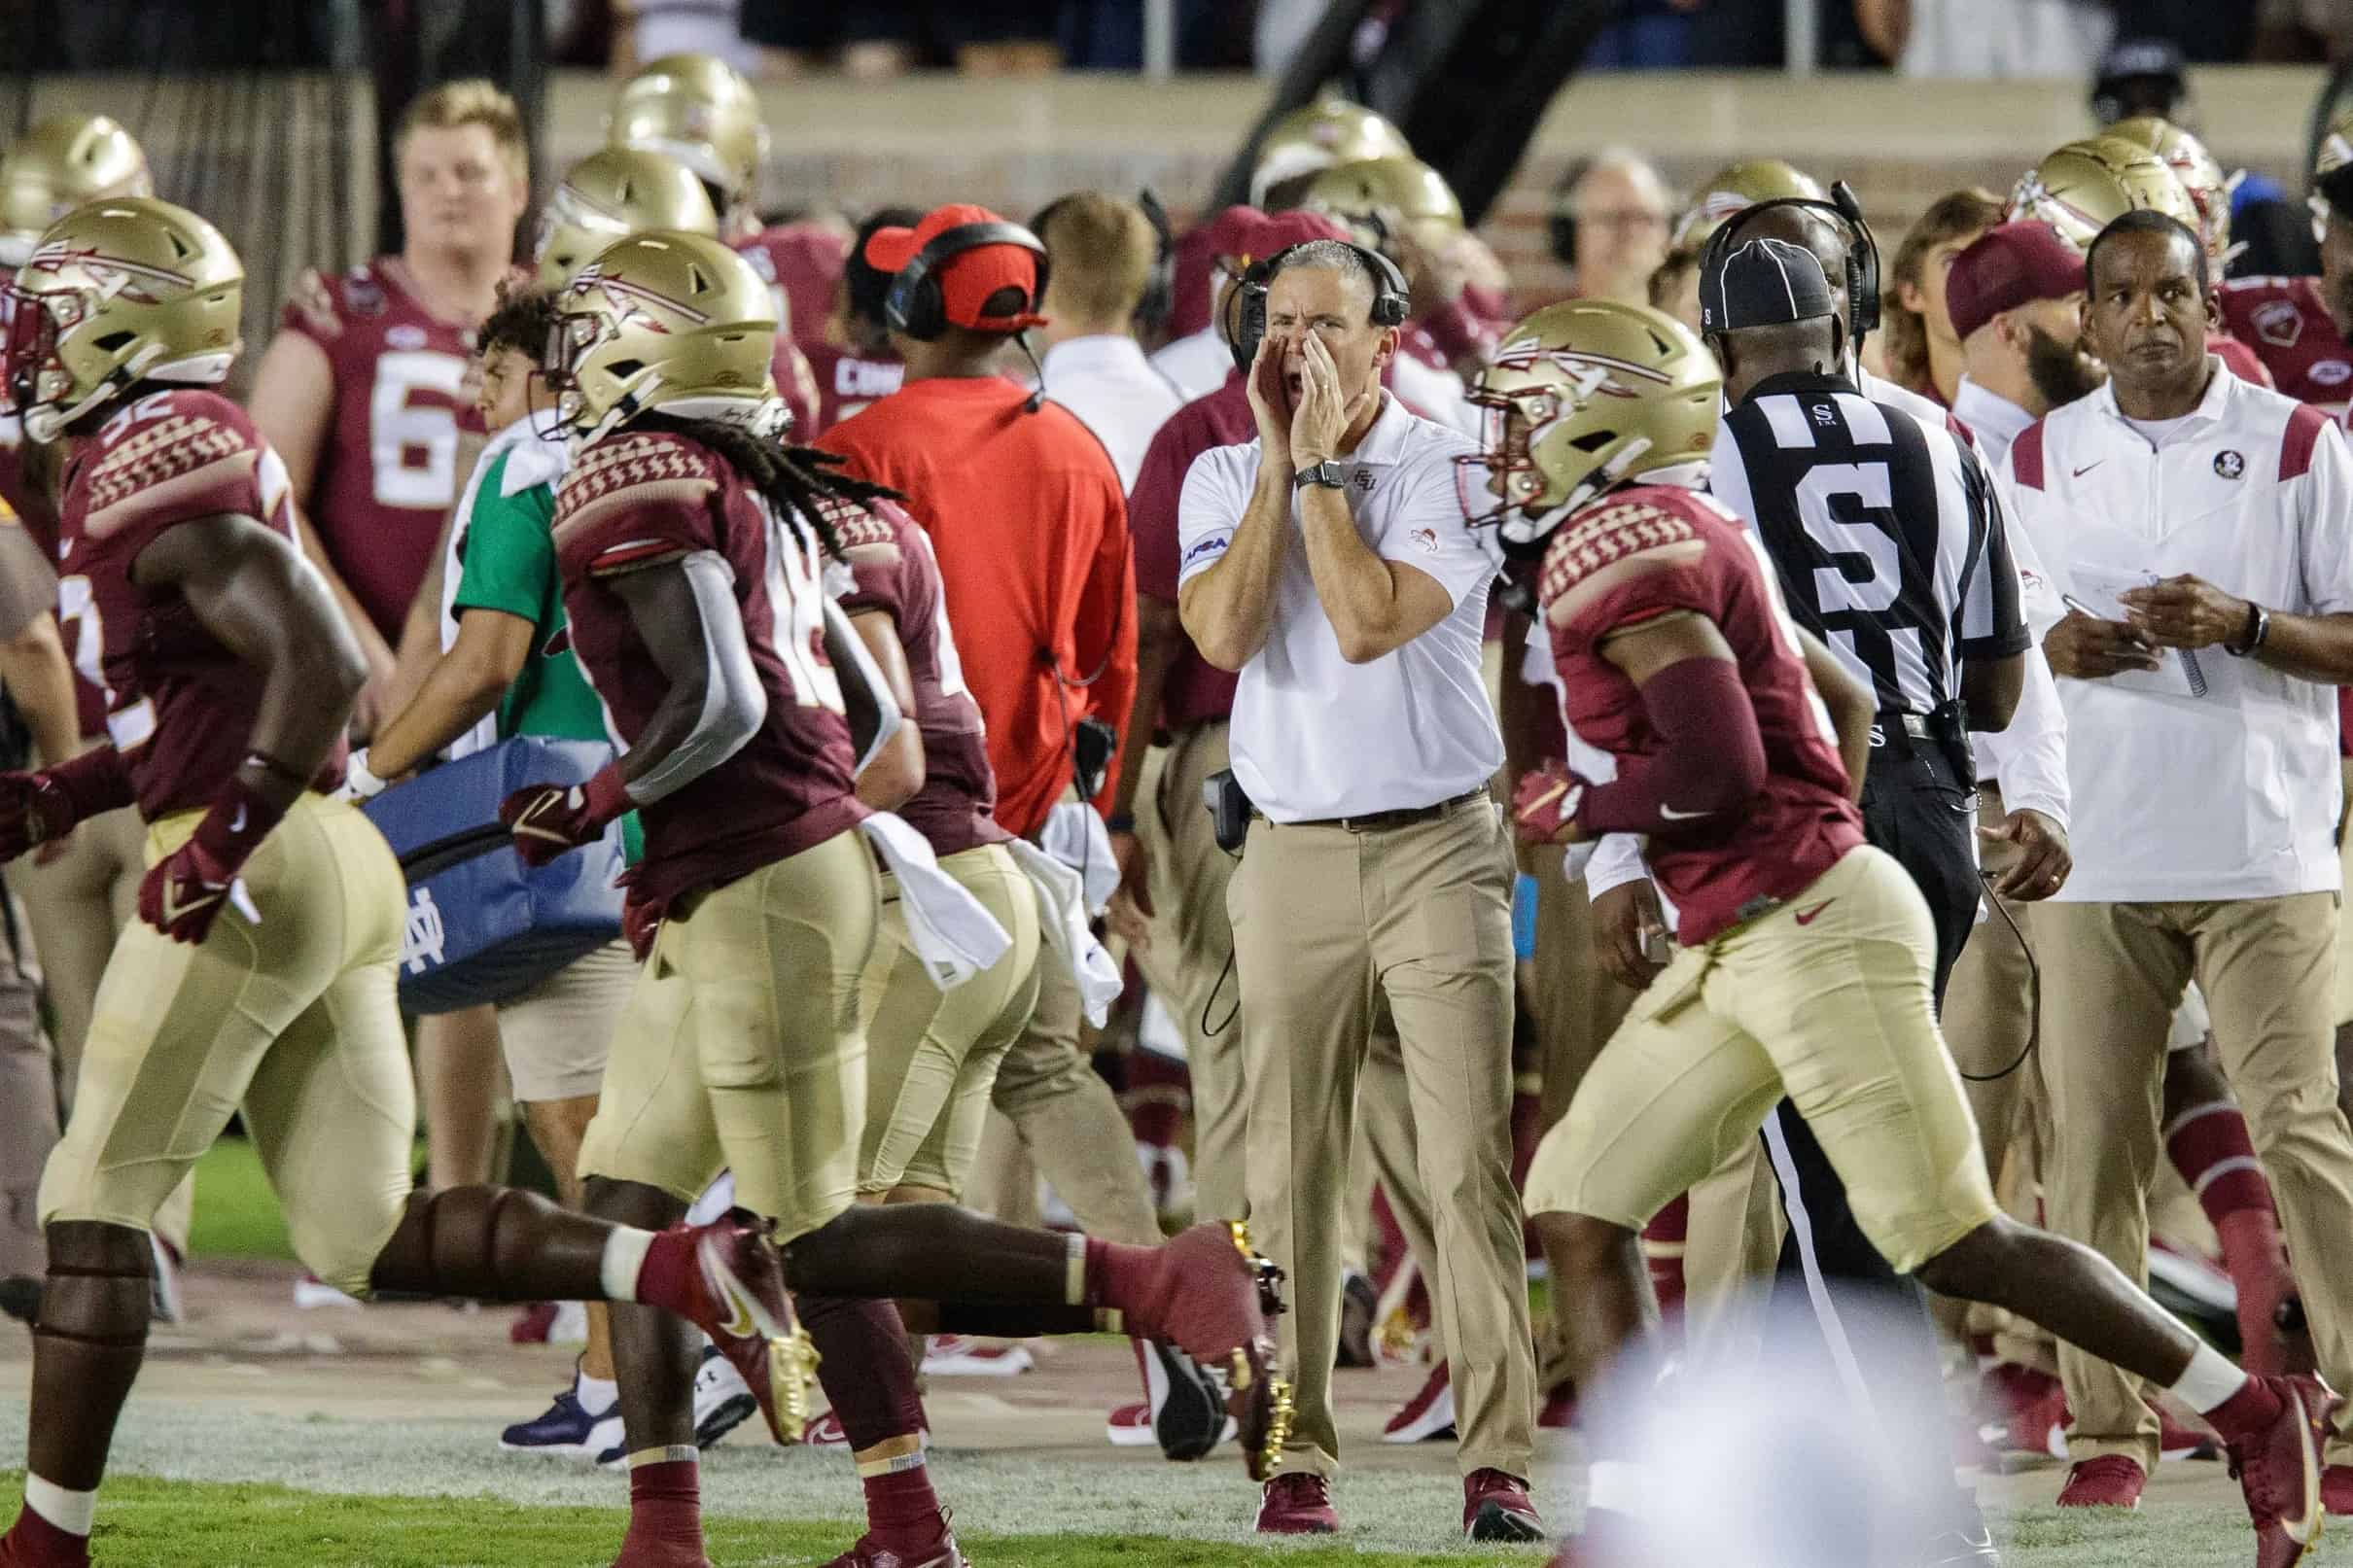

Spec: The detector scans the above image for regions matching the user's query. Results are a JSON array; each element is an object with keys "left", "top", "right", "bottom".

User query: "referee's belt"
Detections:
[
  {"left": 1279, "top": 786, "right": 1490, "bottom": 833},
  {"left": 1868, "top": 711, "right": 1936, "bottom": 749}
]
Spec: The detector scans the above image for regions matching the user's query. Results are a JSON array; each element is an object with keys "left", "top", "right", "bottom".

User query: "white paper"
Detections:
[{"left": 2064, "top": 561, "right": 2208, "bottom": 701}]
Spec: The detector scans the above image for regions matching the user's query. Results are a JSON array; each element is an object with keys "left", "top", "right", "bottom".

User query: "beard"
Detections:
[{"left": 2024, "top": 325, "right": 2105, "bottom": 410}]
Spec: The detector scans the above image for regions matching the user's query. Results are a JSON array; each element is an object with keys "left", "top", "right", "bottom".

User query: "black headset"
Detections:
[
  {"left": 1698, "top": 180, "right": 1882, "bottom": 340},
  {"left": 1227, "top": 240, "right": 1411, "bottom": 377},
  {"left": 882, "top": 220, "right": 1051, "bottom": 341},
  {"left": 1548, "top": 157, "right": 1594, "bottom": 269},
  {"left": 1026, "top": 189, "right": 1176, "bottom": 336}
]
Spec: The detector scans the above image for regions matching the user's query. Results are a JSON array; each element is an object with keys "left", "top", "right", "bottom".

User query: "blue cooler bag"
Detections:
[{"left": 360, "top": 737, "right": 626, "bottom": 1014}]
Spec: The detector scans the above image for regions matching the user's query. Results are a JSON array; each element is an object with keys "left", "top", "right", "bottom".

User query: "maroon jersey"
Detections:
[
  {"left": 1129, "top": 378, "right": 1247, "bottom": 728},
  {"left": 828, "top": 496, "right": 1009, "bottom": 858},
  {"left": 2211, "top": 328, "right": 2276, "bottom": 390},
  {"left": 734, "top": 223, "right": 848, "bottom": 354},
  {"left": 550, "top": 427, "right": 866, "bottom": 906},
  {"left": 278, "top": 259, "right": 477, "bottom": 641},
  {"left": 804, "top": 341, "right": 905, "bottom": 436},
  {"left": 55, "top": 391, "right": 344, "bottom": 819},
  {"left": 2219, "top": 276, "right": 2353, "bottom": 415},
  {"left": 1536, "top": 483, "right": 1862, "bottom": 945}
]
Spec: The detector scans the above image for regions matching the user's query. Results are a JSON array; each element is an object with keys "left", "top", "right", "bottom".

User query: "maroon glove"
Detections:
[
  {"left": 0, "top": 747, "right": 135, "bottom": 863},
  {"left": 1511, "top": 759, "right": 1587, "bottom": 847},
  {"left": 621, "top": 889, "right": 665, "bottom": 962},
  {"left": 138, "top": 774, "right": 285, "bottom": 944},
  {"left": 502, "top": 764, "right": 629, "bottom": 868}
]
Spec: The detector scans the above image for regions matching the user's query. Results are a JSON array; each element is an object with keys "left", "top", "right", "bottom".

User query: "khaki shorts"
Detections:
[
  {"left": 858, "top": 842, "right": 1041, "bottom": 1199},
  {"left": 1526, "top": 845, "right": 1998, "bottom": 1274},
  {"left": 578, "top": 830, "right": 878, "bottom": 1242},
  {"left": 497, "top": 939, "right": 638, "bottom": 1102},
  {"left": 40, "top": 795, "right": 416, "bottom": 1297}
]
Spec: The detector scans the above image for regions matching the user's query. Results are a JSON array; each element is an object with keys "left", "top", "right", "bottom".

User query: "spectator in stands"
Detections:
[
  {"left": 744, "top": 1, "right": 1061, "bottom": 77},
  {"left": 1035, "top": 192, "right": 1186, "bottom": 490},
  {"left": 1548, "top": 149, "right": 1673, "bottom": 306},
  {"left": 1880, "top": 188, "right": 2006, "bottom": 408},
  {"left": 1855, "top": 0, "right": 2116, "bottom": 75}
]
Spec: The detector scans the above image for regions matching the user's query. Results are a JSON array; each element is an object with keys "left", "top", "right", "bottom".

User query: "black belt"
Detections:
[
  {"left": 1284, "top": 786, "right": 1489, "bottom": 833},
  {"left": 1871, "top": 711, "right": 1936, "bottom": 749}
]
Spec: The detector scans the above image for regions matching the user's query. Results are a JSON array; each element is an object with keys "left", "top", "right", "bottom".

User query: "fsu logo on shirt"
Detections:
[{"left": 2214, "top": 450, "right": 2246, "bottom": 480}]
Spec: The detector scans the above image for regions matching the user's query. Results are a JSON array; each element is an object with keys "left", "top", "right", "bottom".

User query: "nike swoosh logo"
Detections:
[
  {"left": 511, "top": 793, "right": 574, "bottom": 845},
  {"left": 160, "top": 879, "right": 228, "bottom": 927},
  {"left": 1794, "top": 899, "right": 1834, "bottom": 925},
  {"left": 2281, "top": 1384, "right": 2324, "bottom": 1546},
  {"left": 1518, "top": 781, "right": 1569, "bottom": 818},
  {"left": 229, "top": 804, "right": 247, "bottom": 834},
  {"left": 2072, "top": 462, "right": 2102, "bottom": 478},
  {"left": 706, "top": 1250, "right": 763, "bottom": 1341},
  {"left": 1658, "top": 804, "right": 1712, "bottom": 820}
]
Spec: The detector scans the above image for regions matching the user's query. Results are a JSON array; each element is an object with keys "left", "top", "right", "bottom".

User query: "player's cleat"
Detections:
[
  {"left": 2218, "top": 1374, "right": 2335, "bottom": 1568},
  {"left": 1106, "top": 1222, "right": 1291, "bottom": 1481},
  {"left": 1383, "top": 1360, "right": 1457, "bottom": 1444},
  {"left": 921, "top": 1335, "right": 1034, "bottom": 1376},
  {"left": 293, "top": 1272, "right": 362, "bottom": 1310},
  {"left": 1921, "top": 1521, "right": 2003, "bottom": 1566},
  {"left": 0, "top": 1275, "right": 38, "bottom": 1326},
  {"left": 1141, "top": 1339, "right": 1229, "bottom": 1461},
  {"left": 1462, "top": 1468, "right": 1543, "bottom": 1542},
  {"left": 1255, "top": 1474, "right": 1338, "bottom": 1535},
  {"left": 2055, "top": 1454, "right": 2146, "bottom": 1508},
  {"left": 2322, "top": 1464, "right": 2353, "bottom": 1516},
  {"left": 635, "top": 1211, "right": 811, "bottom": 1446},
  {"left": 820, "top": 1516, "right": 968, "bottom": 1568},
  {"left": 690, "top": 1342, "right": 760, "bottom": 1449},
  {"left": 1106, "top": 1401, "right": 1155, "bottom": 1447},
  {"left": 502, "top": 1380, "right": 622, "bottom": 1459},
  {"left": 149, "top": 1236, "right": 183, "bottom": 1326},
  {"left": 803, "top": 1409, "right": 849, "bottom": 1447},
  {"left": 1337, "top": 1270, "right": 1379, "bottom": 1369},
  {"left": 510, "top": 1301, "right": 560, "bottom": 1344},
  {"left": 0, "top": 1507, "right": 92, "bottom": 1567},
  {"left": 609, "top": 1539, "right": 712, "bottom": 1568},
  {"left": 1538, "top": 1382, "right": 1579, "bottom": 1430}
]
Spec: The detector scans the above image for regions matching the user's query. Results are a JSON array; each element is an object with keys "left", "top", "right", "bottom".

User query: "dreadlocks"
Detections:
[{"left": 636, "top": 413, "right": 907, "bottom": 562}]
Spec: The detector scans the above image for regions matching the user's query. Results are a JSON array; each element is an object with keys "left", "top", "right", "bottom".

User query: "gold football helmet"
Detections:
[
  {"left": 2102, "top": 117, "right": 2234, "bottom": 270},
  {"left": 1668, "top": 159, "right": 1826, "bottom": 252},
  {"left": 1298, "top": 156, "right": 1464, "bottom": 255},
  {"left": 546, "top": 229, "right": 776, "bottom": 441},
  {"left": 1461, "top": 298, "right": 1721, "bottom": 549},
  {"left": 1250, "top": 95, "right": 1414, "bottom": 209},
  {"left": 536, "top": 148, "right": 719, "bottom": 289},
  {"left": 607, "top": 53, "right": 768, "bottom": 207},
  {"left": 2312, "top": 105, "right": 2353, "bottom": 240},
  {"left": 6, "top": 196, "right": 241, "bottom": 443},
  {"left": 0, "top": 114, "right": 154, "bottom": 269},
  {"left": 2007, "top": 136, "right": 2196, "bottom": 251}
]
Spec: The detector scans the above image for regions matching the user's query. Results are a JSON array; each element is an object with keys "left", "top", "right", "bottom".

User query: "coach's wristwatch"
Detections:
[{"left": 1293, "top": 460, "right": 1348, "bottom": 491}]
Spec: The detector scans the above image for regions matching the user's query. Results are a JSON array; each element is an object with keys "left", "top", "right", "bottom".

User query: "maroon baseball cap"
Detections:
[
  {"left": 1947, "top": 222, "right": 2088, "bottom": 344},
  {"left": 862, "top": 202, "right": 1048, "bottom": 333}
]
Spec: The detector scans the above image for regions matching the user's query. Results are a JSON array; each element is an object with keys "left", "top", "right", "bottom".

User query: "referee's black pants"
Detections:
[{"left": 1761, "top": 720, "right": 1986, "bottom": 1529}]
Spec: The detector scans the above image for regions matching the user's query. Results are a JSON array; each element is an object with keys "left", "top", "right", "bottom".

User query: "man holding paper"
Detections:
[{"left": 2003, "top": 207, "right": 2353, "bottom": 1506}]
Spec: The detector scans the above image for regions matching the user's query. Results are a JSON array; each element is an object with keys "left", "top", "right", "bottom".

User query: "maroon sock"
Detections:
[
  {"left": 860, "top": 1461, "right": 946, "bottom": 1545},
  {"left": 803, "top": 1295, "right": 928, "bottom": 1448},
  {"left": 2206, "top": 1377, "right": 2286, "bottom": 1444},
  {"left": 2165, "top": 1101, "right": 2274, "bottom": 1229},
  {"left": 1639, "top": 1197, "right": 1690, "bottom": 1319},
  {"left": 1081, "top": 1238, "right": 1161, "bottom": 1331},
  {"left": 3, "top": 1508, "right": 90, "bottom": 1568},
  {"left": 621, "top": 1455, "right": 703, "bottom": 1551}
]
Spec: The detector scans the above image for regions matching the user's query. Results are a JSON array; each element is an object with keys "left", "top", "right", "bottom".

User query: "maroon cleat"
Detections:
[
  {"left": 1538, "top": 1382, "right": 1579, "bottom": 1431},
  {"left": 610, "top": 1542, "right": 711, "bottom": 1568},
  {"left": 821, "top": 1519, "right": 968, "bottom": 1568},
  {"left": 2216, "top": 1374, "right": 2335, "bottom": 1567},
  {"left": 2055, "top": 1454, "right": 2146, "bottom": 1509},
  {"left": 0, "top": 1512, "right": 91, "bottom": 1568},
  {"left": 635, "top": 1210, "right": 816, "bottom": 1446},
  {"left": 1103, "top": 1222, "right": 1292, "bottom": 1481},
  {"left": 2324, "top": 1464, "right": 2353, "bottom": 1517},
  {"left": 1255, "top": 1474, "right": 1338, "bottom": 1535},
  {"left": 1463, "top": 1468, "right": 1544, "bottom": 1542}
]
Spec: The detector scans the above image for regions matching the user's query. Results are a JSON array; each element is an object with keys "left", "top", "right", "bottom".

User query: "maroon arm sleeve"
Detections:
[{"left": 1570, "top": 656, "right": 1768, "bottom": 835}]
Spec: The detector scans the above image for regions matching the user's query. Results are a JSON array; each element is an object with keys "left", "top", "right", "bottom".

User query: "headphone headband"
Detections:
[
  {"left": 1699, "top": 189, "right": 1882, "bottom": 341},
  {"left": 884, "top": 220, "right": 1050, "bottom": 339},
  {"left": 1226, "top": 239, "right": 1412, "bottom": 377}
]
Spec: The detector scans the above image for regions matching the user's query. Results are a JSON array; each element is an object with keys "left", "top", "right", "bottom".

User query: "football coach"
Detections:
[{"left": 1176, "top": 238, "right": 1539, "bottom": 1541}]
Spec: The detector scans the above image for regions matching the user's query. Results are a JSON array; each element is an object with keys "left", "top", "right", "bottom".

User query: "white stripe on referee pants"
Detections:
[{"left": 1760, "top": 1110, "right": 1887, "bottom": 1449}]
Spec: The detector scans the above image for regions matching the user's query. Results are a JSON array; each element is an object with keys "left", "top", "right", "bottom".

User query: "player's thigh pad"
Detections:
[
  {"left": 578, "top": 924, "right": 719, "bottom": 1207},
  {"left": 860, "top": 842, "right": 1040, "bottom": 1195},
  {"left": 41, "top": 798, "right": 381, "bottom": 1233},
  {"left": 497, "top": 938, "right": 637, "bottom": 1102},
  {"left": 1709, "top": 846, "right": 1998, "bottom": 1273},
  {"left": 1523, "top": 944, "right": 1783, "bottom": 1230},
  {"left": 680, "top": 831, "right": 878, "bottom": 1241}
]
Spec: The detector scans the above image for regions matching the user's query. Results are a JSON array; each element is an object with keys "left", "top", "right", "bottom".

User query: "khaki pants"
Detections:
[
  {"left": 1352, "top": 1015, "right": 1443, "bottom": 1357},
  {"left": 1683, "top": 1140, "right": 1783, "bottom": 1364},
  {"left": 859, "top": 843, "right": 1041, "bottom": 1199},
  {"left": 579, "top": 831, "right": 876, "bottom": 1243},
  {"left": 1528, "top": 848, "right": 1998, "bottom": 1274},
  {"left": 1231, "top": 796, "right": 1535, "bottom": 1481},
  {"left": 1132, "top": 720, "right": 1247, "bottom": 1222},
  {"left": 2038, "top": 892, "right": 2353, "bottom": 1469},
  {"left": 0, "top": 895, "right": 54, "bottom": 1282},
  {"left": 40, "top": 796, "right": 415, "bottom": 1297},
  {"left": 497, "top": 940, "right": 637, "bottom": 1103}
]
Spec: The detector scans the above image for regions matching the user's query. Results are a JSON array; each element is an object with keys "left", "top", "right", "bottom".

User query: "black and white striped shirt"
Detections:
[{"left": 1712, "top": 371, "right": 2028, "bottom": 716}]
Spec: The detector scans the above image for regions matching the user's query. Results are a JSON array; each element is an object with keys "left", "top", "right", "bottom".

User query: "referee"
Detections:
[{"left": 1702, "top": 232, "right": 2028, "bottom": 1568}]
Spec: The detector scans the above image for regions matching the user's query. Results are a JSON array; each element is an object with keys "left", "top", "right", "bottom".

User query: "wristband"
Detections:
[
  {"left": 189, "top": 769, "right": 291, "bottom": 881},
  {"left": 343, "top": 747, "right": 390, "bottom": 801},
  {"left": 1105, "top": 813, "right": 1136, "bottom": 834},
  {"left": 581, "top": 762, "right": 633, "bottom": 826}
]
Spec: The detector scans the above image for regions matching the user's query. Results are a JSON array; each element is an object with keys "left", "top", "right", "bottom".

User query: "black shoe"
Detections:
[
  {"left": 1146, "top": 1339, "right": 1228, "bottom": 1462},
  {"left": 1336, "top": 1270, "right": 1378, "bottom": 1369},
  {"left": 0, "top": 1275, "right": 38, "bottom": 1325}
]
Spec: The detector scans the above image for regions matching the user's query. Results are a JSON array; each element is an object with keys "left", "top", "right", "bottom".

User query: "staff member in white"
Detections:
[
  {"left": 1176, "top": 239, "right": 1539, "bottom": 1543},
  {"left": 2005, "top": 208, "right": 2353, "bottom": 1507},
  {"left": 1033, "top": 191, "right": 1186, "bottom": 490}
]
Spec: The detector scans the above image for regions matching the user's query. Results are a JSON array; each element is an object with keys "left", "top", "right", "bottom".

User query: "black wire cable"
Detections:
[{"left": 1955, "top": 870, "right": 2040, "bottom": 1084}]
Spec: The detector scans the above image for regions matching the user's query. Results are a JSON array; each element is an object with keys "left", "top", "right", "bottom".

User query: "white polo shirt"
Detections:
[
  {"left": 1176, "top": 392, "right": 1501, "bottom": 821},
  {"left": 1150, "top": 325, "right": 1233, "bottom": 405},
  {"left": 2002, "top": 358, "right": 2353, "bottom": 902},
  {"left": 1040, "top": 334, "right": 1185, "bottom": 493}
]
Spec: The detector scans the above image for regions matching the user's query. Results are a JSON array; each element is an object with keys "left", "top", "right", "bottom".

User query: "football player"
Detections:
[
  {"left": 1247, "top": 94, "right": 1414, "bottom": 212},
  {"left": 803, "top": 207, "right": 916, "bottom": 436},
  {"left": 2217, "top": 110, "right": 2353, "bottom": 417},
  {"left": 1464, "top": 295, "right": 2337, "bottom": 1568},
  {"left": 605, "top": 52, "right": 822, "bottom": 436},
  {"left": 0, "top": 113, "right": 193, "bottom": 1307},
  {"left": 516, "top": 228, "right": 1287, "bottom": 1568},
  {"left": 0, "top": 195, "right": 825, "bottom": 1568}
]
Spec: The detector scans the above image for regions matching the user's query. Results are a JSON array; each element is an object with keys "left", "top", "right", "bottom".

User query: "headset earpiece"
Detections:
[
  {"left": 885, "top": 221, "right": 1051, "bottom": 342},
  {"left": 1698, "top": 192, "right": 1879, "bottom": 345},
  {"left": 1226, "top": 241, "right": 1409, "bottom": 376}
]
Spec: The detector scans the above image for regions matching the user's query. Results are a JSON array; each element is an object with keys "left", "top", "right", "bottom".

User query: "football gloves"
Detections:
[
  {"left": 138, "top": 772, "right": 283, "bottom": 945},
  {"left": 501, "top": 765, "right": 629, "bottom": 868},
  {"left": 1511, "top": 759, "right": 1587, "bottom": 846}
]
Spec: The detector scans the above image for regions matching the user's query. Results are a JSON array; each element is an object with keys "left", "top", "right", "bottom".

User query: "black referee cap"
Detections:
[{"left": 1700, "top": 235, "right": 1838, "bottom": 332}]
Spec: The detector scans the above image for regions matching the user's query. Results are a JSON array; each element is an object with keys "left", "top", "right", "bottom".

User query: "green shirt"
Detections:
[{"left": 451, "top": 450, "right": 643, "bottom": 862}]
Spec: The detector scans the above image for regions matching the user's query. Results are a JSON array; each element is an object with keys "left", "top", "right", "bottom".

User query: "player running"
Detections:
[
  {"left": 0, "top": 196, "right": 825, "bottom": 1568},
  {"left": 1458, "top": 294, "right": 2338, "bottom": 1568},
  {"left": 516, "top": 228, "right": 1285, "bottom": 1568}
]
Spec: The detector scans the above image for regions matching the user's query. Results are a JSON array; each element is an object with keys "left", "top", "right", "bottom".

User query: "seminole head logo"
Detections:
[{"left": 1490, "top": 338, "right": 1672, "bottom": 406}]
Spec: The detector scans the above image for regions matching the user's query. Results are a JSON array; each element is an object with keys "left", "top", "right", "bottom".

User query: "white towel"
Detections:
[
  {"left": 1005, "top": 837, "right": 1124, "bottom": 1027},
  {"left": 1038, "top": 800, "right": 1120, "bottom": 915},
  {"left": 858, "top": 814, "right": 1012, "bottom": 991}
]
